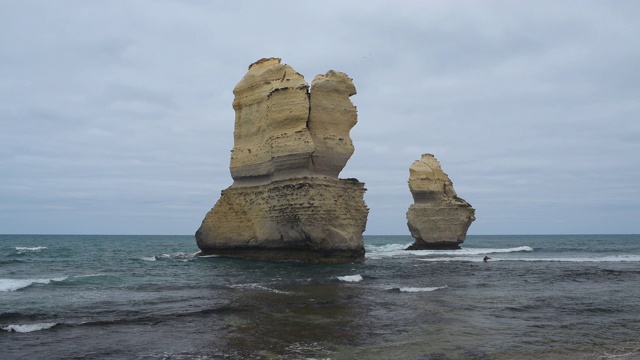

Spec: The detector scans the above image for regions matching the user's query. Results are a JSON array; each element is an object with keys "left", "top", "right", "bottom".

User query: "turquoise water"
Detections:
[{"left": 2, "top": 234, "right": 640, "bottom": 359}]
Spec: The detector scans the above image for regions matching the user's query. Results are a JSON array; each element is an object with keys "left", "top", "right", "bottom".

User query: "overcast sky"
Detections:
[{"left": 1, "top": 1, "right": 639, "bottom": 235}]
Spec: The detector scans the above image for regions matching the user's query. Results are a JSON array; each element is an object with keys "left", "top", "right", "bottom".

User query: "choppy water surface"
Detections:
[{"left": 1, "top": 234, "right": 640, "bottom": 359}]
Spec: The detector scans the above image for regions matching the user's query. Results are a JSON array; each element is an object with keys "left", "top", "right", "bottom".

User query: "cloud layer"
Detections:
[{"left": 2, "top": 1, "right": 639, "bottom": 235}]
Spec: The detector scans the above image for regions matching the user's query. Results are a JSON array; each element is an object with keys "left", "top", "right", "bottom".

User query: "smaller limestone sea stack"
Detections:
[
  {"left": 406, "top": 154, "right": 475, "bottom": 250},
  {"left": 196, "top": 58, "right": 368, "bottom": 263}
]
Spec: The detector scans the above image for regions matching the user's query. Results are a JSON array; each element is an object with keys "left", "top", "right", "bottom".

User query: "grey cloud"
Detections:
[{"left": 1, "top": 0, "right": 639, "bottom": 235}]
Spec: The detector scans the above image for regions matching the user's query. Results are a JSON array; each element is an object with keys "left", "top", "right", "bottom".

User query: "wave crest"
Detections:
[
  {"left": 365, "top": 244, "right": 533, "bottom": 259},
  {"left": 398, "top": 286, "right": 448, "bottom": 292},
  {"left": 160, "top": 252, "right": 197, "bottom": 261},
  {"left": 230, "top": 283, "right": 292, "bottom": 294},
  {"left": 0, "top": 277, "right": 68, "bottom": 292},
  {"left": 337, "top": 275, "right": 363, "bottom": 283},
  {"left": 15, "top": 246, "right": 47, "bottom": 253},
  {"left": 2, "top": 322, "right": 58, "bottom": 333}
]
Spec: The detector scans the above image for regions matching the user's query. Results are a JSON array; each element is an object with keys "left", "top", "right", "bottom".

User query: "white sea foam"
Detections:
[
  {"left": 74, "top": 273, "right": 106, "bottom": 278},
  {"left": 398, "top": 286, "right": 448, "bottom": 292},
  {"left": 364, "top": 243, "right": 412, "bottom": 259},
  {"left": 230, "top": 283, "right": 292, "bottom": 294},
  {"left": 161, "top": 252, "right": 197, "bottom": 261},
  {"left": 15, "top": 246, "right": 47, "bottom": 253},
  {"left": 337, "top": 274, "right": 363, "bottom": 283},
  {"left": 366, "top": 243, "right": 412, "bottom": 253},
  {"left": 0, "top": 277, "right": 68, "bottom": 292},
  {"left": 513, "top": 255, "right": 640, "bottom": 262},
  {"left": 141, "top": 256, "right": 156, "bottom": 262},
  {"left": 365, "top": 243, "right": 533, "bottom": 259},
  {"left": 2, "top": 322, "right": 58, "bottom": 333},
  {"left": 417, "top": 257, "right": 485, "bottom": 262},
  {"left": 417, "top": 254, "right": 640, "bottom": 263}
]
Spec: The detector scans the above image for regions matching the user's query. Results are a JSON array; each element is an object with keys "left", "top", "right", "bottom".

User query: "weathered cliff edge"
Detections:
[
  {"left": 196, "top": 58, "right": 368, "bottom": 263},
  {"left": 406, "top": 154, "right": 475, "bottom": 250}
]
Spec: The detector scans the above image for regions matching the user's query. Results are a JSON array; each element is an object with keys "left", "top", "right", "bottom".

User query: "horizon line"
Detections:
[{"left": 1, "top": 233, "right": 639, "bottom": 237}]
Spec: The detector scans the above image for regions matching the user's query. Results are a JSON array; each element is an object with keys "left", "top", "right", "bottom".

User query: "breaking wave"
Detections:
[
  {"left": 15, "top": 246, "right": 47, "bottom": 254},
  {"left": 417, "top": 254, "right": 640, "bottom": 263},
  {"left": 160, "top": 252, "right": 197, "bottom": 261},
  {"left": 0, "top": 277, "right": 68, "bottom": 292},
  {"left": 229, "top": 283, "right": 292, "bottom": 294},
  {"left": 336, "top": 274, "right": 363, "bottom": 283},
  {"left": 365, "top": 243, "right": 533, "bottom": 259},
  {"left": 138, "top": 252, "right": 197, "bottom": 262},
  {"left": 389, "top": 285, "right": 448, "bottom": 293},
  {"left": 2, "top": 322, "right": 58, "bottom": 333},
  {"left": 74, "top": 273, "right": 106, "bottom": 278}
]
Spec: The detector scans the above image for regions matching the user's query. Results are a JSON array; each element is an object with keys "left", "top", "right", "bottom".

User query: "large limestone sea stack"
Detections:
[
  {"left": 196, "top": 58, "right": 368, "bottom": 263},
  {"left": 406, "top": 154, "right": 475, "bottom": 250}
]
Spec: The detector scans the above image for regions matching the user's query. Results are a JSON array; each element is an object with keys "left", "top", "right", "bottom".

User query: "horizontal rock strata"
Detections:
[
  {"left": 308, "top": 70, "right": 358, "bottom": 178},
  {"left": 406, "top": 154, "right": 475, "bottom": 250},
  {"left": 196, "top": 58, "right": 367, "bottom": 263},
  {"left": 196, "top": 178, "right": 367, "bottom": 263},
  {"left": 230, "top": 58, "right": 313, "bottom": 184}
]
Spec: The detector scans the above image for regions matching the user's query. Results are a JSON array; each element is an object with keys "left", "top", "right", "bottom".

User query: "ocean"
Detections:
[{"left": 1, "top": 234, "right": 639, "bottom": 360}]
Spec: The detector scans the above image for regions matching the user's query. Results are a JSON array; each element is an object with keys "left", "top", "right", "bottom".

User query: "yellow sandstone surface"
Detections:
[
  {"left": 406, "top": 154, "right": 475, "bottom": 250},
  {"left": 196, "top": 58, "right": 368, "bottom": 263},
  {"left": 196, "top": 178, "right": 367, "bottom": 262},
  {"left": 308, "top": 70, "right": 358, "bottom": 178},
  {"left": 230, "top": 58, "right": 313, "bottom": 184}
]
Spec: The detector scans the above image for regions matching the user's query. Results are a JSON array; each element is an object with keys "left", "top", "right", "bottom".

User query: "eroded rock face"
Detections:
[
  {"left": 406, "top": 154, "right": 475, "bottom": 250},
  {"left": 196, "top": 58, "right": 367, "bottom": 263},
  {"left": 230, "top": 58, "right": 313, "bottom": 184},
  {"left": 308, "top": 70, "right": 358, "bottom": 178}
]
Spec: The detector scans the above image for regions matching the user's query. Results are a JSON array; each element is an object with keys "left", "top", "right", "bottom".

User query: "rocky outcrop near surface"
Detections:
[
  {"left": 406, "top": 154, "right": 475, "bottom": 250},
  {"left": 196, "top": 58, "right": 368, "bottom": 263}
]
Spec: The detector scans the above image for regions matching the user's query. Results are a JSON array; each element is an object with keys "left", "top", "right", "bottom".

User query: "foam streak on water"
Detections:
[
  {"left": 0, "top": 277, "right": 68, "bottom": 292},
  {"left": 2, "top": 322, "right": 58, "bottom": 333},
  {"left": 336, "top": 274, "right": 363, "bottom": 282},
  {"left": 365, "top": 243, "right": 533, "bottom": 259},
  {"left": 14, "top": 246, "right": 47, "bottom": 253},
  {"left": 417, "top": 254, "right": 640, "bottom": 263},
  {"left": 400, "top": 286, "right": 446, "bottom": 292}
]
